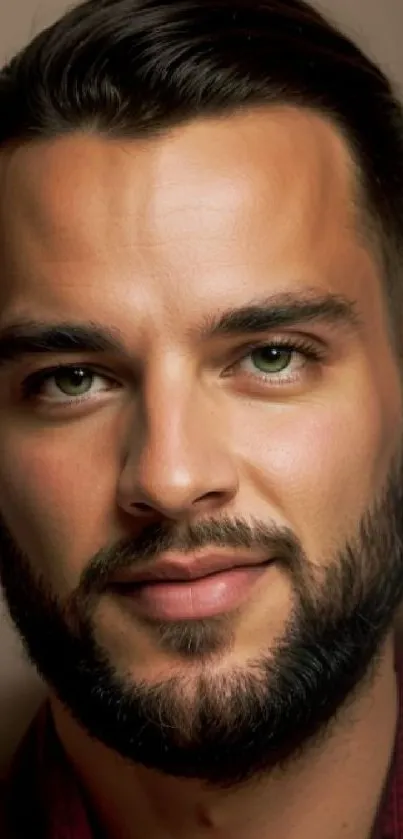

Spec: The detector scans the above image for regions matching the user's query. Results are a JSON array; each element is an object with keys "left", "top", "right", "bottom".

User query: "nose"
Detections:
[{"left": 117, "top": 376, "right": 238, "bottom": 521}]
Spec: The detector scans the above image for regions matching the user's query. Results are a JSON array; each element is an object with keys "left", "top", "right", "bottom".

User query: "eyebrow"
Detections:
[
  {"left": 0, "top": 322, "right": 126, "bottom": 365},
  {"left": 195, "top": 291, "right": 360, "bottom": 338},
  {"left": 0, "top": 292, "right": 360, "bottom": 366}
]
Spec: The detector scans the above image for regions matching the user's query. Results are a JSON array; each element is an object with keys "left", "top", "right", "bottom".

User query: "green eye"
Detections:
[
  {"left": 250, "top": 347, "right": 293, "bottom": 374},
  {"left": 21, "top": 364, "right": 118, "bottom": 404},
  {"left": 53, "top": 368, "right": 94, "bottom": 396}
]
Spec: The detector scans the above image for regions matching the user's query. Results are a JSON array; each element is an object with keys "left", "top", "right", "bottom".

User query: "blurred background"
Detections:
[{"left": 0, "top": 0, "right": 402, "bottom": 774}]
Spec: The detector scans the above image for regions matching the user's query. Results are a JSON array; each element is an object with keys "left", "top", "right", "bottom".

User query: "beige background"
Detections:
[{"left": 0, "top": 0, "right": 403, "bottom": 773}]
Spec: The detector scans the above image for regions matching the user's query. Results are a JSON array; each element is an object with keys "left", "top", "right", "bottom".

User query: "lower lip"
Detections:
[{"left": 112, "top": 566, "right": 269, "bottom": 621}]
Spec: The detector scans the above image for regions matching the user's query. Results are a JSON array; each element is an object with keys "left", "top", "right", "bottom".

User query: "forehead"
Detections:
[{"left": 0, "top": 107, "right": 379, "bottom": 331}]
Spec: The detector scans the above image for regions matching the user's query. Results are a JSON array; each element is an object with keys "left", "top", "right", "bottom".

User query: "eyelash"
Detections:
[
  {"left": 21, "top": 365, "right": 117, "bottom": 405},
  {"left": 19, "top": 337, "right": 323, "bottom": 406},
  {"left": 229, "top": 337, "right": 324, "bottom": 384}
]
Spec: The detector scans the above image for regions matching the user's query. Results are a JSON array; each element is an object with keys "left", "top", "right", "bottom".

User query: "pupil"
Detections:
[
  {"left": 253, "top": 347, "right": 291, "bottom": 372},
  {"left": 70, "top": 370, "right": 85, "bottom": 382},
  {"left": 57, "top": 368, "right": 91, "bottom": 394}
]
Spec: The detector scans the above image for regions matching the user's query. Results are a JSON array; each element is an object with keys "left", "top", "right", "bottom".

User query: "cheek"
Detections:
[
  {"left": 236, "top": 381, "right": 400, "bottom": 558},
  {"left": 0, "top": 424, "right": 119, "bottom": 592}
]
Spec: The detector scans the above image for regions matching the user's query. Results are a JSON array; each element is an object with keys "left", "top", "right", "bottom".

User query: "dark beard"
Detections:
[{"left": 1, "top": 465, "right": 403, "bottom": 786}]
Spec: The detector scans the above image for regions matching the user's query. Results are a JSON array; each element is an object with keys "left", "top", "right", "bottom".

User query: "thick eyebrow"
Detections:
[
  {"left": 0, "top": 321, "right": 126, "bottom": 366},
  {"left": 195, "top": 292, "right": 361, "bottom": 339},
  {"left": 0, "top": 292, "right": 360, "bottom": 367}
]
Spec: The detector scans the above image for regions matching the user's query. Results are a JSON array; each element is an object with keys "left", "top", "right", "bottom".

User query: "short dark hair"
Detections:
[{"left": 1, "top": 0, "right": 403, "bottom": 328}]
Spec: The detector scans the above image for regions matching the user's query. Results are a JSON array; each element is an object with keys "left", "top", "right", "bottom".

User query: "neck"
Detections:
[{"left": 51, "top": 633, "right": 399, "bottom": 839}]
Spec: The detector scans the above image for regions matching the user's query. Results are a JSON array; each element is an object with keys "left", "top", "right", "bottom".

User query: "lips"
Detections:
[
  {"left": 109, "top": 549, "right": 271, "bottom": 586},
  {"left": 108, "top": 551, "right": 273, "bottom": 621}
]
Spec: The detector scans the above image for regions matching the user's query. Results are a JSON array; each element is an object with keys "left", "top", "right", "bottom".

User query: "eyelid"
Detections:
[
  {"left": 223, "top": 335, "right": 326, "bottom": 389},
  {"left": 20, "top": 363, "right": 118, "bottom": 400},
  {"left": 226, "top": 335, "right": 326, "bottom": 369},
  {"left": 239, "top": 334, "right": 325, "bottom": 355}
]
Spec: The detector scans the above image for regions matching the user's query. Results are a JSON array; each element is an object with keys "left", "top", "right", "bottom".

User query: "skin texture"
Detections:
[{"left": 0, "top": 107, "right": 402, "bottom": 838}]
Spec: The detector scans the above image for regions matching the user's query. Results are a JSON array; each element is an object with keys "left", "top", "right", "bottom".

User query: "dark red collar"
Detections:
[
  {"left": 372, "top": 643, "right": 403, "bottom": 838},
  {"left": 4, "top": 703, "right": 94, "bottom": 837}
]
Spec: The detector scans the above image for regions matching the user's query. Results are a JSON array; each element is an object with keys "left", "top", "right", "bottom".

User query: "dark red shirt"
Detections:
[
  {"left": 372, "top": 641, "right": 403, "bottom": 838},
  {"left": 3, "top": 645, "right": 403, "bottom": 837}
]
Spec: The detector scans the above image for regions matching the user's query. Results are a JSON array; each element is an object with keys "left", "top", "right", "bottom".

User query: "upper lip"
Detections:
[{"left": 109, "top": 550, "right": 271, "bottom": 585}]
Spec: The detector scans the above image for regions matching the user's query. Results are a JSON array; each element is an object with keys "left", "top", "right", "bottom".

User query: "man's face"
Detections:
[{"left": 0, "top": 107, "right": 402, "bottom": 784}]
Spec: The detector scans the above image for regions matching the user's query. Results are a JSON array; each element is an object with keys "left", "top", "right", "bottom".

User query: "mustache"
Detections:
[{"left": 80, "top": 516, "right": 301, "bottom": 595}]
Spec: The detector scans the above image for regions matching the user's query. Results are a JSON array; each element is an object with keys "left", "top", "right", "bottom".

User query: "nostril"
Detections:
[
  {"left": 130, "top": 502, "right": 156, "bottom": 515},
  {"left": 194, "top": 490, "right": 228, "bottom": 505}
]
